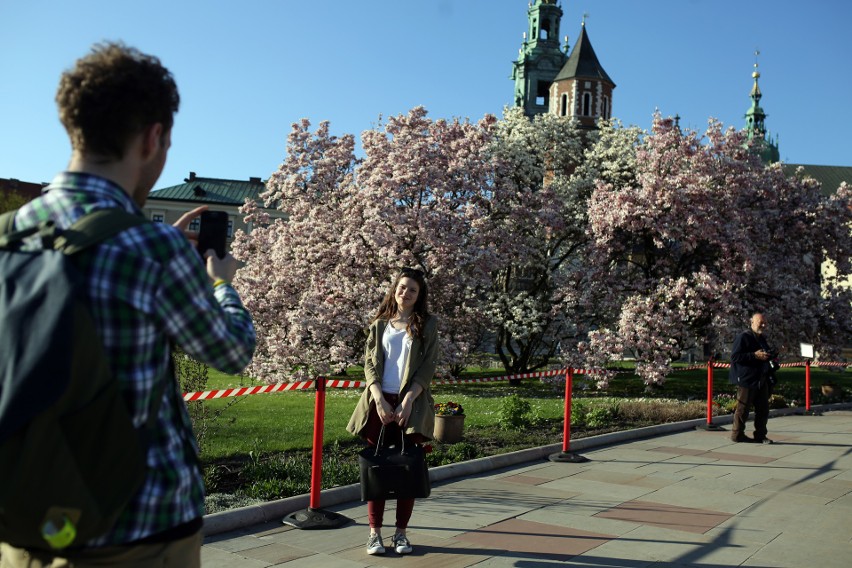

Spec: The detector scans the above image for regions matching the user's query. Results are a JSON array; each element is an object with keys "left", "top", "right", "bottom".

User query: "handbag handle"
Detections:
[{"left": 373, "top": 424, "right": 406, "bottom": 456}]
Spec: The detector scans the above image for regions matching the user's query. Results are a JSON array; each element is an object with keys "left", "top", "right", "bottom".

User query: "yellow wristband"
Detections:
[{"left": 213, "top": 279, "right": 228, "bottom": 288}]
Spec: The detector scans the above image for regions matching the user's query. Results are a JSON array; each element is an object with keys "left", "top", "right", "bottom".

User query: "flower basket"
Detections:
[
  {"left": 434, "top": 414, "right": 465, "bottom": 444},
  {"left": 434, "top": 401, "right": 465, "bottom": 444}
]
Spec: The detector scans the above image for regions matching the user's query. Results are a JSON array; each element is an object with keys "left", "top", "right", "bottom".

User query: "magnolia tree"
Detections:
[
  {"left": 232, "top": 108, "right": 851, "bottom": 384},
  {"left": 232, "top": 108, "right": 499, "bottom": 381},
  {"left": 742, "top": 168, "right": 852, "bottom": 358},
  {"left": 582, "top": 114, "right": 852, "bottom": 385},
  {"left": 556, "top": 119, "right": 643, "bottom": 377},
  {"left": 231, "top": 120, "right": 367, "bottom": 381},
  {"left": 481, "top": 108, "right": 591, "bottom": 372},
  {"left": 355, "top": 107, "right": 499, "bottom": 375}
]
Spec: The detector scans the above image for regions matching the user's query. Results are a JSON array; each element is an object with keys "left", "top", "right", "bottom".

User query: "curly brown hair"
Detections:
[{"left": 56, "top": 42, "right": 179, "bottom": 161}]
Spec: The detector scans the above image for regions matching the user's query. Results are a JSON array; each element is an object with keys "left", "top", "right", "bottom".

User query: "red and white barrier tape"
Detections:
[
  {"left": 710, "top": 361, "right": 846, "bottom": 370},
  {"left": 183, "top": 378, "right": 365, "bottom": 401},
  {"left": 433, "top": 375, "right": 519, "bottom": 385},
  {"left": 182, "top": 361, "right": 846, "bottom": 401},
  {"left": 435, "top": 368, "right": 569, "bottom": 385}
]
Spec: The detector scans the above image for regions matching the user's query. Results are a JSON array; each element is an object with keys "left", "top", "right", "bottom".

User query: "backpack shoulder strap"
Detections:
[
  {"left": 56, "top": 208, "right": 149, "bottom": 255},
  {"left": 0, "top": 208, "right": 47, "bottom": 250}
]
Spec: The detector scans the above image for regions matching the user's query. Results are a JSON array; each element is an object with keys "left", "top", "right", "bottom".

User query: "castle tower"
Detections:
[
  {"left": 511, "top": 0, "right": 569, "bottom": 117},
  {"left": 744, "top": 56, "right": 780, "bottom": 163},
  {"left": 549, "top": 20, "right": 615, "bottom": 129}
]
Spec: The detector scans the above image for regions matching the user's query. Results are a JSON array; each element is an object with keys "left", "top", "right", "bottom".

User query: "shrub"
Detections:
[
  {"left": 617, "top": 399, "right": 705, "bottom": 423},
  {"left": 203, "top": 464, "right": 224, "bottom": 493},
  {"left": 585, "top": 404, "right": 620, "bottom": 428},
  {"left": 498, "top": 394, "right": 533, "bottom": 430},
  {"left": 427, "top": 442, "right": 480, "bottom": 467},
  {"left": 173, "top": 347, "right": 242, "bottom": 453},
  {"left": 571, "top": 399, "right": 623, "bottom": 428},
  {"left": 571, "top": 399, "right": 590, "bottom": 425}
]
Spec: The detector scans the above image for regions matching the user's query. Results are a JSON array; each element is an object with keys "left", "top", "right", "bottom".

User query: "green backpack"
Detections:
[{"left": 0, "top": 208, "right": 160, "bottom": 550}]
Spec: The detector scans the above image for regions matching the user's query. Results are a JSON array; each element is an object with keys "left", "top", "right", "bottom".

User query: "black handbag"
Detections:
[{"left": 358, "top": 425, "right": 431, "bottom": 501}]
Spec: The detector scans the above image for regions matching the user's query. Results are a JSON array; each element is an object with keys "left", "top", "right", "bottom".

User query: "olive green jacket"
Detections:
[{"left": 347, "top": 315, "right": 438, "bottom": 440}]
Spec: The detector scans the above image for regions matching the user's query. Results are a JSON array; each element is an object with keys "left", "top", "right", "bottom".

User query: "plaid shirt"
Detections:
[{"left": 14, "top": 172, "right": 256, "bottom": 545}]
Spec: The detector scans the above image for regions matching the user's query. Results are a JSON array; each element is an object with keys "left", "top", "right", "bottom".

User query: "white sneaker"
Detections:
[
  {"left": 366, "top": 533, "right": 385, "bottom": 555},
  {"left": 392, "top": 532, "right": 413, "bottom": 554}
]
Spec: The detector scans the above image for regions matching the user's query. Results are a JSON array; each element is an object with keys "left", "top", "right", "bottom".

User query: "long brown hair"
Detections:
[{"left": 373, "top": 268, "right": 430, "bottom": 339}]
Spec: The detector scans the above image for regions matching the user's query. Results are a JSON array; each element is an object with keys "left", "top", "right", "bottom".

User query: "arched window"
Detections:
[
  {"left": 602, "top": 96, "right": 609, "bottom": 119},
  {"left": 561, "top": 94, "right": 568, "bottom": 116},
  {"left": 582, "top": 92, "right": 592, "bottom": 116}
]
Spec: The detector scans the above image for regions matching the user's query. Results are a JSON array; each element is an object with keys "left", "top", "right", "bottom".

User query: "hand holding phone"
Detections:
[{"left": 196, "top": 210, "right": 229, "bottom": 259}]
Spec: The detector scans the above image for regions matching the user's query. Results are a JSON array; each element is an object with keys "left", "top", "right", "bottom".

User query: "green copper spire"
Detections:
[
  {"left": 744, "top": 53, "right": 780, "bottom": 163},
  {"left": 511, "top": 0, "right": 568, "bottom": 116}
]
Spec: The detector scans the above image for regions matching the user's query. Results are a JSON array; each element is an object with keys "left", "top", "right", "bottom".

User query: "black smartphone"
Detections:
[{"left": 196, "top": 210, "right": 229, "bottom": 259}]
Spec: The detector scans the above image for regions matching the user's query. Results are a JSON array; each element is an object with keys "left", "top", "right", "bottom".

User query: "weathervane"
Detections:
[{"left": 582, "top": 12, "right": 589, "bottom": 26}]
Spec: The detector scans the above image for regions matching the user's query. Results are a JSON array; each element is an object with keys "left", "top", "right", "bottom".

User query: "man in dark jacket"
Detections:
[{"left": 728, "top": 312, "right": 774, "bottom": 443}]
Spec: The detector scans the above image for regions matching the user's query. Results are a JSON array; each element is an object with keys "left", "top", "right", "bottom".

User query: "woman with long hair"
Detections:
[{"left": 347, "top": 267, "right": 438, "bottom": 556}]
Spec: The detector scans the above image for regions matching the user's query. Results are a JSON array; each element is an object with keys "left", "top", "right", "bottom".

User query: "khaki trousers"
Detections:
[{"left": 0, "top": 530, "right": 201, "bottom": 568}]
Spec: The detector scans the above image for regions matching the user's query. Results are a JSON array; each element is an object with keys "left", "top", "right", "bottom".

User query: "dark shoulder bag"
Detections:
[{"left": 358, "top": 425, "right": 430, "bottom": 501}]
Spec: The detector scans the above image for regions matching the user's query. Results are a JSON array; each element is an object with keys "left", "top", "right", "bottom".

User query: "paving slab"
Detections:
[{"left": 202, "top": 408, "right": 852, "bottom": 567}]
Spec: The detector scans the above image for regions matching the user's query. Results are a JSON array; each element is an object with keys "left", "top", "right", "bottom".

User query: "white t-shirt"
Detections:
[{"left": 381, "top": 324, "right": 411, "bottom": 394}]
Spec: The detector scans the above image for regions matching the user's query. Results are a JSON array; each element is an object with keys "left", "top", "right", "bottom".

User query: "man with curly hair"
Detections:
[{"left": 0, "top": 43, "right": 255, "bottom": 566}]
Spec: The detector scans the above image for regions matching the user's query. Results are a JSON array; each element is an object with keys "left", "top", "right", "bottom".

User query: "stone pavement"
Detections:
[{"left": 202, "top": 408, "right": 852, "bottom": 567}]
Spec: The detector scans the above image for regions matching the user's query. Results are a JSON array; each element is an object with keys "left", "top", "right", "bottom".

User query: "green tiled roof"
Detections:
[
  {"left": 783, "top": 164, "right": 852, "bottom": 197},
  {"left": 148, "top": 174, "right": 266, "bottom": 206}
]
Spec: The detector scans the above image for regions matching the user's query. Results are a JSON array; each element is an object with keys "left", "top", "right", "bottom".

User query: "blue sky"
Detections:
[{"left": 1, "top": 0, "right": 849, "bottom": 189}]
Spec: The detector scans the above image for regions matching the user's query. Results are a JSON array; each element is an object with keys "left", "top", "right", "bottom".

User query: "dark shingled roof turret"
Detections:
[{"left": 554, "top": 24, "right": 614, "bottom": 85}]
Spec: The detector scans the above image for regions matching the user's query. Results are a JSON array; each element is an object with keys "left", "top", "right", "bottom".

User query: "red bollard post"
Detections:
[
  {"left": 282, "top": 376, "right": 351, "bottom": 529},
  {"left": 805, "top": 359, "right": 811, "bottom": 412},
  {"left": 562, "top": 368, "right": 572, "bottom": 452},
  {"left": 549, "top": 368, "right": 589, "bottom": 463},
  {"left": 706, "top": 360, "right": 713, "bottom": 425},
  {"left": 696, "top": 359, "right": 724, "bottom": 431},
  {"left": 309, "top": 376, "right": 326, "bottom": 510}
]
